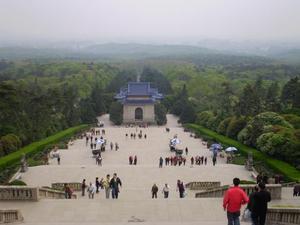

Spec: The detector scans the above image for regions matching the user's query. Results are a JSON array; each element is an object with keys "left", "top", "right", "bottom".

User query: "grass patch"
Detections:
[
  {"left": 0, "top": 124, "right": 88, "bottom": 182},
  {"left": 231, "top": 155, "right": 246, "bottom": 165},
  {"left": 271, "top": 205, "right": 300, "bottom": 208},
  {"left": 186, "top": 123, "right": 300, "bottom": 182}
]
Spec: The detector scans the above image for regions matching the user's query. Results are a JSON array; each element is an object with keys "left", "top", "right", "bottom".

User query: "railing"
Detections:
[
  {"left": 282, "top": 182, "right": 299, "bottom": 187},
  {"left": 195, "top": 184, "right": 282, "bottom": 200},
  {"left": 0, "top": 209, "right": 23, "bottom": 224},
  {"left": 51, "top": 182, "right": 82, "bottom": 191},
  {"left": 266, "top": 208, "right": 300, "bottom": 225},
  {"left": 0, "top": 186, "right": 39, "bottom": 201},
  {"left": 0, "top": 186, "right": 76, "bottom": 201},
  {"left": 185, "top": 181, "right": 221, "bottom": 190},
  {"left": 39, "top": 187, "right": 77, "bottom": 199}
]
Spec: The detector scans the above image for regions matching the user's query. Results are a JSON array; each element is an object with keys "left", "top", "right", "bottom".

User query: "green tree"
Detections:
[
  {"left": 266, "top": 81, "right": 281, "bottom": 112},
  {"left": 109, "top": 102, "right": 123, "bottom": 125},
  {"left": 155, "top": 103, "right": 167, "bottom": 125},
  {"left": 281, "top": 77, "right": 300, "bottom": 109}
]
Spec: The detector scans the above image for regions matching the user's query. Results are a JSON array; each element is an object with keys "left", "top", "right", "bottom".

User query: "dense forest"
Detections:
[{"left": 0, "top": 52, "right": 299, "bottom": 169}]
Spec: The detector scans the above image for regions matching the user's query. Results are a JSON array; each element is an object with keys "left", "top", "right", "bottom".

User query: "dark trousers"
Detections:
[
  {"left": 251, "top": 212, "right": 266, "bottom": 225},
  {"left": 164, "top": 191, "right": 169, "bottom": 198},
  {"left": 112, "top": 188, "right": 118, "bottom": 199},
  {"left": 82, "top": 188, "right": 85, "bottom": 196},
  {"left": 179, "top": 191, "right": 184, "bottom": 198},
  {"left": 152, "top": 192, "right": 157, "bottom": 198},
  {"left": 227, "top": 211, "right": 240, "bottom": 225}
]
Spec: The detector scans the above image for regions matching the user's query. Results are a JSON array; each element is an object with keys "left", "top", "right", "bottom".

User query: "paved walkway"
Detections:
[
  {"left": 20, "top": 114, "right": 252, "bottom": 200},
  {"left": 3, "top": 114, "right": 299, "bottom": 225}
]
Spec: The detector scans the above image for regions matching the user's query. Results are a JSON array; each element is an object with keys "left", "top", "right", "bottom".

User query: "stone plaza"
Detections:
[{"left": 1, "top": 114, "right": 299, "bottom": 225}]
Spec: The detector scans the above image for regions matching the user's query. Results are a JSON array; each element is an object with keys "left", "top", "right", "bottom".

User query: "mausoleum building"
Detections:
[{"left": 115, "top": 82, "right": 163, "bottom": 124}]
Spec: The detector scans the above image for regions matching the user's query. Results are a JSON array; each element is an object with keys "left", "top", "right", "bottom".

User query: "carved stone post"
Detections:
[
  {"left": 20, "top": 153, "right": 28, "bottom": 172},
  {"left": 245, "top": 152, "right": 254, "bottom": 171}
]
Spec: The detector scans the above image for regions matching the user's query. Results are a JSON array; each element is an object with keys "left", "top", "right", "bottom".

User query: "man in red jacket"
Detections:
[{"left": 223, "top": 177, "right": 249, "bottom": 225}]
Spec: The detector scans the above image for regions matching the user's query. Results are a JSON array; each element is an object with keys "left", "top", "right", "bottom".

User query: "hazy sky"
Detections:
[{"left": 1, "top": 0, "right": 300, "bottom": 43}]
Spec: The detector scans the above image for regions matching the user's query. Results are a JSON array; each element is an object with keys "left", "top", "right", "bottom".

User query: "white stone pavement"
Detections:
[
  {"left": 20, "top": 114, "right": 253, "bottom": 200},
  {"left": 3, "top": 114, "right": 285, "bottom": 225}
]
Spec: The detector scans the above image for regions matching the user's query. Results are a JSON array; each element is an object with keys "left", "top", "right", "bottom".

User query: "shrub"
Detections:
[
  {"left": 109, "top": 102, "right": 123, "bottom": 125},
  {"left": 155, "top": 103, "right": 167, "bottom": 125},
  {"left": 282, "top": 114, "right": 300, "bottom": 129},
  {"left": 9, "top": 179, "right": 27, "bottom": 186},
  {"left": 238, "top": 112, "right": 292, "bottom": 147},
  {"left": 217, "top": 117, "right": 232, "bottom": 135},
  {"left": 196, "top": 111, "right": 214, "bottom": 126},
  {"left": 240, "top": 180, "right": 256, "bottom": 185},
  {"left": 226, "top": 116, "right": 248, "bottom": 139},
  {"left": 185, "top": 123, "right": 300, "bottom": 182},
  {"left": 0, "top": 134, "right": 22, "bottom": 156}
]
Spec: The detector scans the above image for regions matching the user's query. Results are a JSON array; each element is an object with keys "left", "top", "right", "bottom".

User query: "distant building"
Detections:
[{"left": 115, "top": 82, "right": 163, "bottom": 124}]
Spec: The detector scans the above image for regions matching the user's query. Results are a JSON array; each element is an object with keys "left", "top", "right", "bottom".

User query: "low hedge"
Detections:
[
  {"left": 9, "top": 179, "right": 27, "bottom": 186},
  {"left": 186, "top": 124, "right": 300, "bottom": 182},
  {"left": 0, "top": 124, "right": 88, "bottom": 171}
]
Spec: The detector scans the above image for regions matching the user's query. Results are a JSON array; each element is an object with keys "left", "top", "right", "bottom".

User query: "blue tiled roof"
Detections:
[
  {"left": 127, "top": 82, "right": 150, "bottom": 96},
  {"left": 115, "top": 82, "right": 163, "bottom": 104}
]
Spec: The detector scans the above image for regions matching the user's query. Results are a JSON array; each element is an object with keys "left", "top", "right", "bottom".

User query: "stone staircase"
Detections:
[{"left": 1, "top": 198, "right": 250, "bottom": 225}]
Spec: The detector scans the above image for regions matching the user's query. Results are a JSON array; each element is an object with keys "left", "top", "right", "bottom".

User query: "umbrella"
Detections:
[
  {"left": 225, "top": 147, "right": 238, "bottom": 152},
  {"left": 210, "top": 143, "right": 222, "bottom": 151},
  {"left": 97, "top": 139, "right": 105, "bottom": 145},
  {"left": 171, "top": 138, "right": 181, "bottom": 146}
]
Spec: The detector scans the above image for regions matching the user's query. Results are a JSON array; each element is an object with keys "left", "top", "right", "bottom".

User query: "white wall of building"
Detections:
[{"left": 123, "top": 104, "right": 155, "bottom": 123}]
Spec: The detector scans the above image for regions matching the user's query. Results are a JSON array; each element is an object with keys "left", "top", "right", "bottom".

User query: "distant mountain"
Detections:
[
  {"left": 83, "top": 43, "right": 217, "bottom": 57},
  {"left": 1, "top": 42, "right": 298, "bottom": 64},
  {"left": 267, "top": 49, "right": 300, "bottom": 64},
  {"left": 0, "top": 43, "right": 219, "bottom": 60}
]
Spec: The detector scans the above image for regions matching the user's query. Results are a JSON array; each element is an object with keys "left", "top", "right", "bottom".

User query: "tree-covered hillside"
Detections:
[{"left": 0, "top": 52, "right": 299, "bottom": 169}]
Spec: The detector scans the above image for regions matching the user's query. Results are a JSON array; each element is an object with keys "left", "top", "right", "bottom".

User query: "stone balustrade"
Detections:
[
  {"left": 39, "top": 187, "right": 77, "bottom": 199},
  {"left": 0, "top": 209, "right": 23, "bottom": 224},
  {"left": 185, "top": 181, "right": 221, "bottom": 190},
  {"left": 266, "top": 207, "right": 300, "bottom": 225},
  {"left": 0, "top": 186, "right": 76, "bottom": 201},
  {"left": 195, "top": 184, "right": 282, "bottom": 200},
  {"left": 0, "top": 186, "right": 39, "bottom": 201},
  {"left": 52, "top": 182, "right": 82, "bottom": 191}
]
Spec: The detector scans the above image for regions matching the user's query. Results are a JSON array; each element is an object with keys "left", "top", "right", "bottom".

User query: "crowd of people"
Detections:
[
  {"left": 151, "top": 180, "right": 186, "bottom": 199},
  {"left": 158, "top": 155, "right": 211, "bottom": 168},
  {"left": 126, "top": 130, "right": 147, "bottom": 140},
  {"left": 223, "top": 177, "right": 271, "bottom": 225},
  {"left": 64, "top": 173, "right": 123, "bottom": 200},
  {"left": 59, "top": 123, "right": 279, "bottom": 225},
  {"left": 129, "top": 155, "right": 137, "bottom": 165}
]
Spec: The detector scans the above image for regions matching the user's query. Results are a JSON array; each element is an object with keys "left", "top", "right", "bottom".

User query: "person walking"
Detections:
[
  {"left": 81, "top": 179, "right": 87, "bottom": 197},
  {"left": 110, "top": 173, "right": 122, "bottom": 199},
  {"left": 87, "top": 182, "right": 96, "bottom": 199},
  {"left": 57, "top": 155, "right": 60, "bottom": 165},
  {"left": 110, "top": 142, "right": 113, "bottom": 150},
  {"left": 191, "top": 157, "right": 194, "bottom": 167},
  {"left": 177, "top": 181, "right": 185, "bottom": 198},
  {"left": 223, "top": 177, "right": 249, "bottom": 225},
  {"left": 162, "top": 183, "right": 170, "bottom": 198},
  {"left": 64, "top": 183, "right": 73, "bottom": 199},
  {"left": 185, "top": 147, "right": 188, "bottom": 155},
  {"left": 95, "top": 177, "right": 100, "bottom": 193},
  {"left": 159, "top": 157, "right": 163, "bottom": 168},
  {"left": 115, "top": 142, "right": 119, "bottom": 151},
  {"left": 134, "top": 155, "right": 137, "bottom": 165},
  {"left": 212, "top": 155, "right": 217, "bottom": 166},
  {"left": 250, "top": 182, "right": 271, "bottom": 225},
  {"left": 151, "top": 184, "right": 158, "bottom": 198},
  {"left": 103, "top": 174, "right": 111, "bottom": 199}
]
